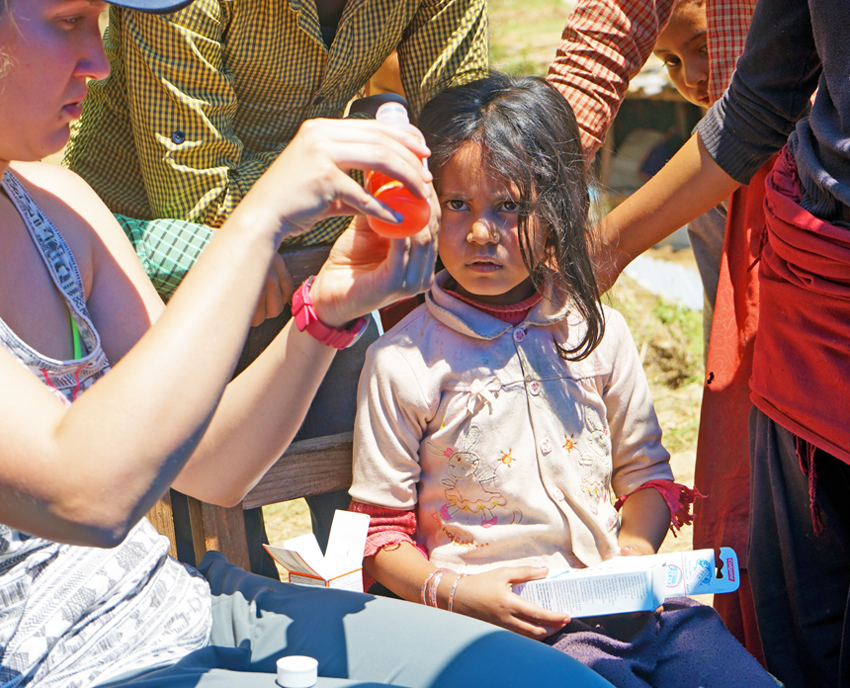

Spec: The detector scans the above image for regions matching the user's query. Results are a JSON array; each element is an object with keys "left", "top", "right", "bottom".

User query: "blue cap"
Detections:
[{"left": 111, "top": 0, "right": 194, "bottom": 12}]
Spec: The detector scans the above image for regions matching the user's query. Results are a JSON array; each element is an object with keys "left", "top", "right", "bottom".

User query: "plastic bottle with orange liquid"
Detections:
[{"left": 366, "top": 102, "right": 431, "bottom": 238}]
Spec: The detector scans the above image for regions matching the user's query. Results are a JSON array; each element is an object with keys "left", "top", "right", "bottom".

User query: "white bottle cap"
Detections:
[
  {"left": 375, "top": 101, "right": 427, "bottom": 170},
  {"left": 375, "top": 101, "right": 410, "bottom": 128},
  {"left": 276, "top": 655, "right": 318, "bottom": 688}
]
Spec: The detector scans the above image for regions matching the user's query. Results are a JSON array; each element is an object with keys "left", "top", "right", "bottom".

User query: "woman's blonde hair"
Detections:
[{"left": 0, "top": 0, "right": 15, "bottom": 80}]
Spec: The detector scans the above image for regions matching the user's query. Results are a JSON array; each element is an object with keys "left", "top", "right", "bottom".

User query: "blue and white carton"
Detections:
[{"left": 514, "top": 547, "right": 739, "bottom": 617}]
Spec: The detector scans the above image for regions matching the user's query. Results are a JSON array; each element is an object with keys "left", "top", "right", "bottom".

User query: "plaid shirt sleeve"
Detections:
[
  {"left": 119, "top": 215, "right": 214, "bottom": 301},
  {"left": 547, "top": 0, "right": 755, "bottom": 160},
  {"left": 397, "top": 0, "right": 488, "bottom": 116},
  {"left": 547, "top": 0, "right": 675, "bottom": 159},
  {"left": 103, "top": 3, "right": 267, "bottom": 231}
]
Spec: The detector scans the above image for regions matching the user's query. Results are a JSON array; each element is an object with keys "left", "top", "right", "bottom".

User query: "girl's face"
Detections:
[
  {"left": 652, "top": 1, "right": 709, "bottom": 107},
  {"left": 437, "top": 142, "right": 536, "bottom": 306},
  {"left": 0, "top": 0, "right": 109, "bottom": 164}
]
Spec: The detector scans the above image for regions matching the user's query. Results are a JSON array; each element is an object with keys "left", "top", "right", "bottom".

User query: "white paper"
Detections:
[{"left": 264, "top": 510, "right": 370, "bottom": 591}]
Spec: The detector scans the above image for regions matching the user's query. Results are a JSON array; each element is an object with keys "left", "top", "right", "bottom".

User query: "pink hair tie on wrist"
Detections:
[
  {"left": 421, "top": 569, "right": 440, "bottom": 606},
  {"left": 291, "top": 276, "right": 369, "bottom": 349},
  {"left": 428, "top": 569, "right": 449, "bottom": 609}
]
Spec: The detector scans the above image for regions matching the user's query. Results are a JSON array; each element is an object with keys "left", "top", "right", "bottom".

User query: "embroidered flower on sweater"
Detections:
[
  {"left": 499, "top": 449, "right": 515, "bottom": 466},
  {"left": 427, "top": 426, "right": 523, "bottom": 529}
]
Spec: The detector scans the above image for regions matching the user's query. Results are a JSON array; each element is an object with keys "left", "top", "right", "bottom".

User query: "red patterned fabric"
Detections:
[
  {"left": 348, "top": 500, "right": 429, "bottom": 591},
  {"left": 614, "top": 479, "right": 704, "bottom": 535},
  {"left": 694, "top": 157, "right": 775, "bottom": 559},
  {"left": 548, "top": 0, "right": 756, "bottom": 159}
]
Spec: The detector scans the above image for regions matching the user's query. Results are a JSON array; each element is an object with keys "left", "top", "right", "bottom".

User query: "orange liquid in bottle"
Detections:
[{"left": 366, "top": 171, "right": 431, "bottom": 238}]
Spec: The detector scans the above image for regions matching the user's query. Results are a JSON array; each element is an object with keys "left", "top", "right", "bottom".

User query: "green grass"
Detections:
[
  {"left": 652, "top": 298, "right": 704, "bottom": 374},
  {"left": 489, "top": 0, "right": 574, "bottom": 76}
]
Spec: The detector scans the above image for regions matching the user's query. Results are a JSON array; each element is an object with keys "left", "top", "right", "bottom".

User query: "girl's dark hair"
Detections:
[{"left": 417, "top": 73, "right": 605, "bottom": 361}]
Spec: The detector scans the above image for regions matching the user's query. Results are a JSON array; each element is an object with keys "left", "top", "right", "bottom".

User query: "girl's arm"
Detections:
[
  {"left": 366, "top": 544, "right": 570, "bottom": 640},
  {"left": 617, "top": 487, "right": 670, "bottom": 556},
  {"left": 0, "top": 118, "right": 434, "bottom": 547}
]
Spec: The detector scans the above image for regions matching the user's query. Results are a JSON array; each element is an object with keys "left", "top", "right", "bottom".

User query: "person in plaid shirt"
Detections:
[
  {"left": 64, "top": 0, "right": 487, "bottom": 579},
  {"left": 65, "top": 0, "right": 487, "bottom": 301},
  {"left": 547, "top": 0, "right": 755, "bottom": 160},
  {"left": 546, "top": 0, "right": 765, "bottom": 665}
]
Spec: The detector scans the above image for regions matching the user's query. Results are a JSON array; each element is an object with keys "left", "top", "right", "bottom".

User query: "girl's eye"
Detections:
[
  {"left": 664, "top": 56, "right": 680, "bottom": 68},
  {"left": 446, "top": 199, "right": 466, "bottom": 211},
  {"left": 501, "top": 199, "right": 519, "bottom": 212},
  {"left": 57, "top": 16, "right": 85, "bottom": 30}
]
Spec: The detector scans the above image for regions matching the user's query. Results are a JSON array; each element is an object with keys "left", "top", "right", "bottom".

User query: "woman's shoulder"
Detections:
[
  {"left": 9, "top": 161, "right": 143, "bottom": 276},
  {"left": 10, "top": 161, "right": 103, "bottom": 204},
  {"left": 9, "top": 162, "right": 119, "bottom": 240}
]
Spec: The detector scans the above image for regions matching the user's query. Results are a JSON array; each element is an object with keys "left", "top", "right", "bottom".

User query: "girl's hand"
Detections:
[
  {"left": 241, "top": 117, "right": 432, "bottom": 246},
  {"left": 251, "top": 253, "right": 294, "bottom": 327},
  {"left": 619, "top": 543, "right": 656, "bottom": 557},
  {"left": 451, "top": 566, "right": 571, "bottom": 640},
  {"left": 309, "top": 182, "right": 440, "bottom": 328}
]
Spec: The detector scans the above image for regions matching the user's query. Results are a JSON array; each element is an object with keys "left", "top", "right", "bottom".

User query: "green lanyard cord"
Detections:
[{"left": 70, "top": 313, "right": 82, "bottom": 360}]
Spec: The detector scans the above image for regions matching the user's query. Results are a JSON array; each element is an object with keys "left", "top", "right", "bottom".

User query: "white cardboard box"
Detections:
[
  {"left": 515, "top": 547, "right": 739, "bottom": 618},
  {"left": 264, "top": 510, "right": 370, "bottom": 592}
]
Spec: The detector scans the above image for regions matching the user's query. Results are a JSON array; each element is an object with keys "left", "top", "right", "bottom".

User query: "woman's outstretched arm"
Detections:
[{"left": 0, "top": 118, "right": 435, "bottom": 547}]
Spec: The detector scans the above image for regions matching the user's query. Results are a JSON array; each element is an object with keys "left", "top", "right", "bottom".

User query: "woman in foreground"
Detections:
[{"left": 0, "top": 1, "right": 612, "bottom": 686}]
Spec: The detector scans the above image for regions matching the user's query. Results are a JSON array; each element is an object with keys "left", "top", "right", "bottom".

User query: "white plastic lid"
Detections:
[
  {"left": 276, "top": 655, "right": 318, "bottom": 688},
  {"left": 375, "top": 101, "right": 410, "bottom": 128}
]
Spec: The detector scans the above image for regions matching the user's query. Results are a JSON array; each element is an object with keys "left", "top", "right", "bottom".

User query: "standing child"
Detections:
[
  {"left": 349, "top": 75, "right": 775, "bottom": 688},
  {"left": 652, "top": 0, "right": 773, "bottom": 662}
]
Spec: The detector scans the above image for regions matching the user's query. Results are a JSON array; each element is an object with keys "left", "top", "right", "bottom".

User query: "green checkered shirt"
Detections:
[{"left": 66, "top": 0, "right": 487, "bottom": 294}]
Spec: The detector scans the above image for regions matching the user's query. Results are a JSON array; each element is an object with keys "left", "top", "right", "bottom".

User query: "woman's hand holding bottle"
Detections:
[
  {"left": 235, "top": 117, "right": 433, "bottom": 249},
  {"left": 231, "top": 116, "right": 437, "bottom": 328},
  {"left": 365, "top": 102, "right": 432, "bottom": 239}
]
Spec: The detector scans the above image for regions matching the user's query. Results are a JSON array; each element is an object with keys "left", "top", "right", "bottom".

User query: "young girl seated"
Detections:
[{"left": 348, "top": 74, "right": 775, "bottom": 687}]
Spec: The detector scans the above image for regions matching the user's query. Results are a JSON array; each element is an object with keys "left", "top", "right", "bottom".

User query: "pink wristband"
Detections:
[{"left": 291, "top": 276, "right": 368, "bottom": 349}]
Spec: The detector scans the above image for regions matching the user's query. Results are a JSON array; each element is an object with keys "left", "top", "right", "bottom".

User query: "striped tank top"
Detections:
[{"left": 0, "top": 171, "right": 211, "bottom": 688}]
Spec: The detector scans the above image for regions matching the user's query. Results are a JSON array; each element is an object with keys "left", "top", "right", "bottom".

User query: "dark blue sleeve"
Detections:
[{"left": 696, "top": 0, "right": 821, "bottom": 184}]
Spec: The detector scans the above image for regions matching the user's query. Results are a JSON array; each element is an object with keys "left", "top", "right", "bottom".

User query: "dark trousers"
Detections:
[{"left": 749, "top": 407, "right": 850, "bottom": 687}]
